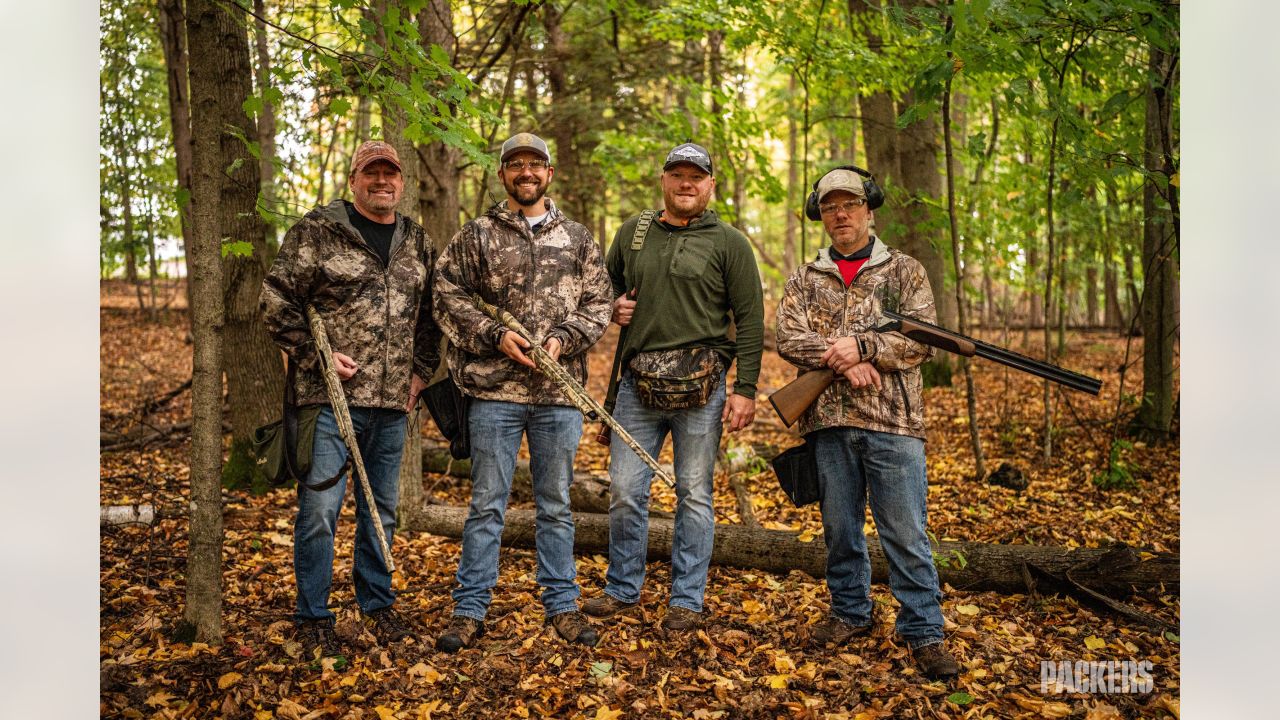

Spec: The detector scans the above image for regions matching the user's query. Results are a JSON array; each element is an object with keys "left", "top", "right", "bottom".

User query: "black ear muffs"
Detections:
[{"left": 804, "top": 165, "right": 884, "bottom": 220}]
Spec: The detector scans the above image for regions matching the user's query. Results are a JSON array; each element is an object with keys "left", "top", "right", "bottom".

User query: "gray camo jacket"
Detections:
[
  {"left": 259, "top": 200, "right": 442, "bottom": 410},
  {"left": 433, "top": 200, "right": 613, "bottom": 406},
  {"left": 775, "top": 237, "right": 935, "bottom": 438}
]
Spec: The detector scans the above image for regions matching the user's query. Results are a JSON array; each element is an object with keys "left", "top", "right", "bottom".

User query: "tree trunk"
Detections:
[
  {"left": 1132, "top": 15, "right": 1178, "bottom": 442},
  {"left": 416, "top": 0, "right": 462, "bottom": 250},
  {"left": 784, "top": 75, "right": 799, "bottom": 273},
  {"left": 253, "top": 0, "right": 277, "bottom": 243},
  {"left": 157, "top": 0, "right": 195, "bottom": 314},
  {"left": 208, "top": 0, "right": 285, "bottom": 487},
  {"left": 182, "top": 0, "right": 230, "bottom": 645},
  {"left": 406, "top": 506, "right": 1179, "bottom": 596},
  {"left": 941, "top": 28, "right": 985, "bottom": 480}
]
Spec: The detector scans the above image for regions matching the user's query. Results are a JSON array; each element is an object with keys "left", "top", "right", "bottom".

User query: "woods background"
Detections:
[{"left": 83, "top": 0, "right": 1211, "bottom": 718}]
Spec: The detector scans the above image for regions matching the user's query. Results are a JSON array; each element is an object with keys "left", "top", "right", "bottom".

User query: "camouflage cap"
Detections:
[
  {"left": 500, "top": 133, "right": 552, "bottom": 163},
  {"left": 815, "top": 168, "right": 867, "bottom": 202},
  {"left": 663, "top": 142, "right": 713, "bottom": 176},
  {"left": 351, "top": 141, "right": 402, "bottom": 175}
]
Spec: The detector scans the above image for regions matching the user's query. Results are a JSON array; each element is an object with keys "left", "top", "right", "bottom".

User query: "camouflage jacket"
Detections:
[
  {"left": 775, "top": 237, "right": 936, "bottom": 438},
  {"left": 260, "top": 199, "right": 442, "bottom": 410},
  {"left": 434, "top": 200, "right": 613, "bottom": 406}
]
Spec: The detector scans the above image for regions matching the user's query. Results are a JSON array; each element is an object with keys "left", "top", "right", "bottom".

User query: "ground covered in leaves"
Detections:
[{"left": 100, "top": 281, "right": 1180, "bottom": 719}]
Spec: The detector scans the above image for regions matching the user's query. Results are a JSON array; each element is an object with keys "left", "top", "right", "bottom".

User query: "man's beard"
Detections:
[{"left": 506, "top": 176, "right": 547, "bottom": 207}]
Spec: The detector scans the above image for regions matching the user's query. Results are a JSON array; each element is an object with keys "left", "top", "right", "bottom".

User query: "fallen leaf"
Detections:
[
  {"left": 1084, "top": 635, "right": 1106, "bottom": 650},
  {"left": 955, "top": 604, "right": 981, "bottom": 616},
  {"left": 217, "top": 672, "right": 242, "bottom": 690}
]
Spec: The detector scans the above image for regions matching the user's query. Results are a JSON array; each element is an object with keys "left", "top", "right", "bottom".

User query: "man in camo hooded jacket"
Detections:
[
  {"left": 775, "top": 165, "right": 959, "bottom": 680},
  {"left": 260, "top": 140, "right": 442, "bottom": 659},
  {"left": 432, "top": 133, "right": 613, "bottom": 652}
]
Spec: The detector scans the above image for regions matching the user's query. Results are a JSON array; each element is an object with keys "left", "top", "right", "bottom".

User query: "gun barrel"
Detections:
[{"left": 880, "top": 308, "right": 1101, "bottom": 396}]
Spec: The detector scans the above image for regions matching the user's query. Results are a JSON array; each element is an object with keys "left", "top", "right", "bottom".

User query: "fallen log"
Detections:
[
  {"left": 406, "top": 505, "right": 1179, "bottom": 596},
  {"left": 419, "top": 440, "right": 615, "bottom": 515}
]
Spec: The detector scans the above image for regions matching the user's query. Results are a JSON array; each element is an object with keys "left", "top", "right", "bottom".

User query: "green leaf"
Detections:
[
  {"left": 221, "top": 240, "right": 253, "bottom": 258},
  {"left": 589, "top": 661, "right": 613, "bottom": 678},
  {"left": 947, "top": 692, "right": 973, "bottom": 705},
  {"left": 1164, "top": 631, "right": 1180, "bottom": 644},
  {"left": 329, "top": 97, "right": 352, "bottom": 117},
  {"left": 242, "top": 96, "right": 263, "bottom": 116}
]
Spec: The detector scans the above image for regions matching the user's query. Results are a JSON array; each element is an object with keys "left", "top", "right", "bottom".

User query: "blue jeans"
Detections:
[
  {"left": 602, "top": 371, "right": 726, "bottom": 612},
  {"left": 294, "top": 406, "right": 407, "bottom": 622},
  {"left": 452, "top": 400, "right": 583, "bottom": 620},
  {"left": 811, "top": 427, "right": 944, "bottom": 648}
]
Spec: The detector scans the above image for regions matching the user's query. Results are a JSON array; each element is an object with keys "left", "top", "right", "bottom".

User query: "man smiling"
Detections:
[
  {"left": 260, "top": 140, "right": 442, "bottom": 659},
  {"left": 433, "top": 132, "right": 612, "bottom": 652},
  {"left": 583, "top": 142, "right": 764, "bottom": 633}
]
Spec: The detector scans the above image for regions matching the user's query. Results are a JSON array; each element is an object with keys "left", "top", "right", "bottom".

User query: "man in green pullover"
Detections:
[{"left": 583, "top": 142, "right": 764, "bottom": 632}]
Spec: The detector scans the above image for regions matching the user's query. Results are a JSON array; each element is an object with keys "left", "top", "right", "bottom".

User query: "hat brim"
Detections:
[
  {"left": 663, "top": 160, "right": 713, "bottom": 175},
  {"left": 353, "top": 156, "right": 402, "bottom": 174},
  {"left": 501, "top": 147, "right": 552, "bottom": 163}
]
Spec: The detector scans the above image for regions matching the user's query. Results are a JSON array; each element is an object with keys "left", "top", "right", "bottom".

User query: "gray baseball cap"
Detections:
[
  {"left": 663, "top": 142, "right": 713, "bottom": 175},
  {"left": 500, "top": 132, "right": 552, "bottom": 163},
  {"left": 815, "top": 168, "right": 868, "bottom": 202}
]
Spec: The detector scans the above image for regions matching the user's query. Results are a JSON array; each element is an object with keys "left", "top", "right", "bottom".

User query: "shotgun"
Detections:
[
  {"left": 471, "top": 294, "right": 675, "bottom": 487},
  {"left": 768, "top": 308, "right": 1103, "bottom": 428}
]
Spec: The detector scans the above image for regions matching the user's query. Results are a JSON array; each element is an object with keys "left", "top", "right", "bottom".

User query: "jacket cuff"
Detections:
[{"left": 857, "top": 333, "right": 878, "bottom": 364}]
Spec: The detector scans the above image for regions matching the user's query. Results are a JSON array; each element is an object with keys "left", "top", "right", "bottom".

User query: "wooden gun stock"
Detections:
[{"left": 768, "top": 368, "right": 837, "bottom": 428}]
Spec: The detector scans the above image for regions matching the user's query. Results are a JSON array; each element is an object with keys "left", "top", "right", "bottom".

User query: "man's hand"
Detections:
[
  {"left": 543, "top": 336, "right": 563, "bottom": 363},
  {"left": 333, "top": 351, "right": 360, "bottom": 380},
  {"left": 842, "top": 361, "right": 882, "bottom": 391},
  {"left": 722, "top": 394, "right": 756, "bottom": 433},
  {"left": 821, "top": 337, "right": 863, "bottom": 374},
  {"left": 406, "top": 373, "right": 428, "bottom": 413},
  {"left": 499, "top": 331, "right": 537, "bottom": 368},
  {"left": 611, "top": 289, "right": 637, "bottom": 326}
]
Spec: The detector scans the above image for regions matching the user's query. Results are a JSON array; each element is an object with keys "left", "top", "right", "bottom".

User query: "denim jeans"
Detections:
[
  {"left": 294, "top": 406, "right": 407, "bottom": 622},
  {"left": 451, "top": 400, "right": 583, "bottom": 621},
  {"left": 810, "top": 426, "right": 944, "bottom": 648},
  {"left": 602, "top": 371, "right": 726, "bottom": 613}
]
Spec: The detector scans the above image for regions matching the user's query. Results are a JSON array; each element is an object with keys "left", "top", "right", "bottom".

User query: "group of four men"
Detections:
[{"left": 259, "top": 134, "right": 959, "bottom": 679}]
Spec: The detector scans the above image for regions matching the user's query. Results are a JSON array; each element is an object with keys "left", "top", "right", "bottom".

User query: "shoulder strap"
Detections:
[{"left": 630, "top": 209, "right": 656, "bottom": 250}]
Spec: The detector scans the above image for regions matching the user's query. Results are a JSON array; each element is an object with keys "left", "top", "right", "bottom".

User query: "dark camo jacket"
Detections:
[
  {"left": 260, "top": 200, "right": 442, "bottom": 410},
  {"left": 434, "top": 200, "right": 613, "bottom": 406},
  {"left": 775, "top": 238, "right": 936, "bottom": 438}
]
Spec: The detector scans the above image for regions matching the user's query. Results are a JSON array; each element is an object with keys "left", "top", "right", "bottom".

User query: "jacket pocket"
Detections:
[{"left": 669, "top": 235, "right": 715, "bottom": 279}]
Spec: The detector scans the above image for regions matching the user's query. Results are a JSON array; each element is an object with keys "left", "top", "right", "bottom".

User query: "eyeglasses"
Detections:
[
  {"left": 502, "top": 159, "right": 549, "bottom": 171},
  {"left": 819, "top": 197, "right": 867, "bottom": 216}
]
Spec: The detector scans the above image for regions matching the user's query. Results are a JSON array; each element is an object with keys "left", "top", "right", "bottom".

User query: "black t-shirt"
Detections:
[{"left": 347, "top": 203, "right": 396, "bottom": 267}]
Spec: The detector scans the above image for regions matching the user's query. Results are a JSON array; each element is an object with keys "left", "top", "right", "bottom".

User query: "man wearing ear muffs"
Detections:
[{"left": 775, "top": 166, "right": 959, "bottom": 680}]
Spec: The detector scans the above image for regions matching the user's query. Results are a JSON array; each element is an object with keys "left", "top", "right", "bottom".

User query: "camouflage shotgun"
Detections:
[
  {"left": 769, "top": 308, "right": 1103, "bottom": 428},
  {"left": 471, "top": 294, "right": 675, "bottom": 488},
  {"left": 306, "top": 305, "right": 395, "bottom": 573}
]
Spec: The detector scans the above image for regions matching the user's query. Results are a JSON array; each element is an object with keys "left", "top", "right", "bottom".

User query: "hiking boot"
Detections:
[
  {"left": 661, "top": 606, "right": 703, "bottom": 632},
  {"left": 581, "top": 595, "right": 638, "bottom": 619},
  {"left": 810, "top": 615, "right": 872, "bottom": 647},
  {"left": 295, "top": 618, "right": 344, "bottom": 659},
  {"left": 364, "top": 607, "right": 417, "bottom": 645},
  {"left": 912, "top": 641, "right": 960, "bottom": 680},
  {"left": 548, "top": 611, "right": 600, "bottom": 647},
  {"left": 436, "top": 615, "right": 485, "bottom": 654}
]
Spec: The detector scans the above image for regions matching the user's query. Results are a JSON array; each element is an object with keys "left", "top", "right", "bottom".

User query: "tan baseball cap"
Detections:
[
  {"left": 500, "top": 133, "right": 552, "bottom": 163},
  {"left": 815, "top": 168, "right": 867, "bottom": 202},
  {"left": 351, "top": 141, "right": 402, "bottom": 174}
]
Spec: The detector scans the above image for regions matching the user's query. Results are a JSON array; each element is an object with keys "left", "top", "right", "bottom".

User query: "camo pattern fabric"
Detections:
[
  {"left": 629, "top": 347, "right": 723, "bottom": 410},
  {"left": 260, "top": 199, "right": 442, "bottom": 410},
  {"left": 434, "top": 200, "right": 613, "bottom": 406},
  {"left": 775, "top": 238, "right": 936, "bottom": 438}
]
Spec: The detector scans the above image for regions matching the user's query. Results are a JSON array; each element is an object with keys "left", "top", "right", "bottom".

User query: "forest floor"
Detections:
[{"left": 100, "top": 280, "right": 1180, "bottom": 719}]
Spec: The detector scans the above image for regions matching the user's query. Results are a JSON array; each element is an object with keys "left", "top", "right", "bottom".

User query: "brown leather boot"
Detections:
[
  {"left": 661, "top": 606, "right": 703, "bottom": 632},
  {"left": 581, "top": 595, "right": 638, "bottom": 619},
  {"left": 809, "top": 615, "right": 872, "bottom": 647},
  {"left": 912, "top": 641, "right": 960, "bottom": 680},
  {"left": 435, "top": 615, "right": 484, "bottom": 654},
  {"left": 548, "top": 611, "right": 600, "bottom": 647}
]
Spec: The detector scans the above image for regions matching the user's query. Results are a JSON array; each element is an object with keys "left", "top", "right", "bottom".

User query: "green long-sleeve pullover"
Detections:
[{"left": 605, "top": 209, "right": 765, "bottom": 398}]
